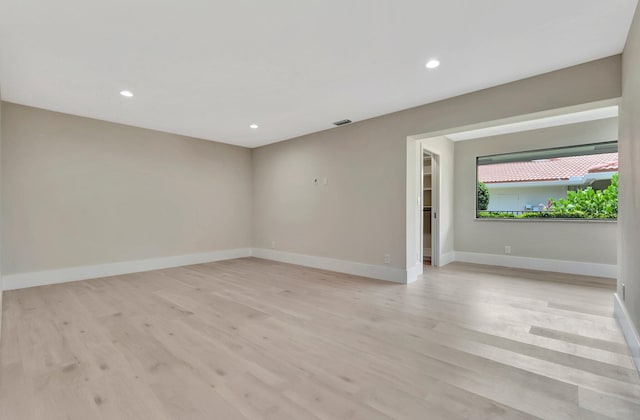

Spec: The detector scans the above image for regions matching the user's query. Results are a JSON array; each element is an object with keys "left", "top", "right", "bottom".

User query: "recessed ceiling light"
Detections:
[
  {"left": 120, "top": 90, "right": 134, "bottom": 97},
  {"left": 249, "top": 124, "right": 259, "bottom": 129},
  {"left": 425, "top": 59, "right": 440, "bottom": 69}
]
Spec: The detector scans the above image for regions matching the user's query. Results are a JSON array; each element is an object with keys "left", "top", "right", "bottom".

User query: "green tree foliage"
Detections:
[
  {"left": 477, "top": 181, "right": 490, "bottom": 211},
  {"left": 549, "top": 173, "right": 618, "bottom": 219}
]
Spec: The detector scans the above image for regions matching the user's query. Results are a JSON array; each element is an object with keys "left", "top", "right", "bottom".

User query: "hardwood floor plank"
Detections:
[
  {"left": 529, "top": 326, "right": 630, "bottom": 355},
  {"left": 432, "top": 322, "right": 639, "bottom": 384},
  {"left": 579, "top": 387, "right": 640, "bottom": 420},
  {"left": 1, "top": 258, "right": 637, "bottom": 419}
]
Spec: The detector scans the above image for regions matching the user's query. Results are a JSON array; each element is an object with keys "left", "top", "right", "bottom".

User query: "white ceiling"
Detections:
[{"left": 0, "top": 1, "right": 636, "bottom": 148}]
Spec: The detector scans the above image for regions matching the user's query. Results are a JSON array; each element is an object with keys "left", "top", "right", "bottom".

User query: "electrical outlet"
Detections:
[
  {"left": 384, "top": 254, "right": 391, "bottom": 264},
  {"left": 504, "top": 245, "right": 511, "bottom": 255},
  {"left": 271, "top": 240, "right": 276, "bottom": 249},
  {"left": 323, "top": 176, "right": 328, "bottom": 186}
]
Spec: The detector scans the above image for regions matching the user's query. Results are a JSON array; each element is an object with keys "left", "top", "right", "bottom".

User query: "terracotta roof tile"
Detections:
[{"left": 478, "top": 153, "right": 618, "bottom": 184}]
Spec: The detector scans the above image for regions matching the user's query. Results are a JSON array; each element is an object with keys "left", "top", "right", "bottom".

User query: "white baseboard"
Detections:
[
  {"left": 614, "top": 293, "right": 640, "bottom": 376},
  {"left": 453, "top": 251, "right": 616, "bottom": 278},
  {"left": 439, "top": 251, "right": 455, "bottom": 267},
  {"left": 2, "top": 247, "right": 411, "bottom": 290},
  {"left": 252, "top": 248, "right": 409, "bottom": 284},
  {"left": 1, "top": 248, "right": 252, "bottom": 291},
  {"left": 4, "top": 247, "right": 614, "bottom": 292},
  {"left": 407, "top": 264, "right": 419, "bottom": 284}
]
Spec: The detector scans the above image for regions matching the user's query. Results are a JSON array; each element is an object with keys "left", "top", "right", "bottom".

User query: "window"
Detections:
[{"left": 476, "top": 141, "right": 618, "bottom": 220}]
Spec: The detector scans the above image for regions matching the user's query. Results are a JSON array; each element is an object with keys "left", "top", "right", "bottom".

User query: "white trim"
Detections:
[
  {"left": 428, "top": 149, "right": 441, "bottom": 268},
  {"left": 408, "top": 99, "right": 621, "bottom": 143},
  {"left": 5, "top": 246, "right": 615, "bottom": 293},
  {"left": 406, "top": 264, "right": 418, "bottom": 284},
  {"left": 439, "top": 251, "right": 455, "bottom": 267},
  {"left": 1, "top": 248, "right": 252, "bottom": 291},
  {"left": 453, "top": 251, "right": 616, "bottom": 278},
  {"left": 252, "top": 248, "right": 409, "bottom": 284},
  {"left": 446, "top": 105, "right": 619, "bottom": 141},
  {"left": 614, "top": 293, "right": 640, "bottom": 376}
]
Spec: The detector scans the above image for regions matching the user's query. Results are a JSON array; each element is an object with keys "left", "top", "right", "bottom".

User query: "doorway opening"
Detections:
[{"left": 422, "top": 149, "right": 438, "bottom": 267}]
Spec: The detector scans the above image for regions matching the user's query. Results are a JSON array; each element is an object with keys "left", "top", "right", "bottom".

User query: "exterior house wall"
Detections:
[{"left": 486, "top": 185, "right": 567, "bottom": 212}]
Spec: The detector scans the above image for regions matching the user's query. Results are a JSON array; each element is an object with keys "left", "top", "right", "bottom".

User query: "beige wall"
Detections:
[
  {"left": 253, "top": 56, "right": 622, "bottom": 269},
  {"left": 0, "top": 56, "right": 625, "bottom": 280},
  {"left": 620, "top": 7, "right": 640, "bottom": 333},
  {"left": 1, "top": 103, "right": 252, "bottom": 275},
  {"left": 454, "top": 118, "right": 618, "bottom": 264}
]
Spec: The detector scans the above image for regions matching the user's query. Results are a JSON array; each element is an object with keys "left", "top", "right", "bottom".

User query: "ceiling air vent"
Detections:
[{"left": 333, "top": 119, "right": 352, "bottom": 126}]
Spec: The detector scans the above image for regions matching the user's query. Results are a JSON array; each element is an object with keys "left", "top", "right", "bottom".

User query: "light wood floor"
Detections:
[{"left": 1, "top": 258, "right": 638, "bottom": 419}]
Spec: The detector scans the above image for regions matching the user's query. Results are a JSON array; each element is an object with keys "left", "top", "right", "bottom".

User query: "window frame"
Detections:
[{"left": 474, "top": 141, "right": 618, "bottom": 222}]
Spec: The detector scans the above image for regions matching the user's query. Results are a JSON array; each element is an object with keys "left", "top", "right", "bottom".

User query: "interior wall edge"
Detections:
[
  {"left": 440, "top": 252, "right": 455, "bottom": 267},
  {"left": 614, "top": 293, "right": 640, "bottom": 376}
]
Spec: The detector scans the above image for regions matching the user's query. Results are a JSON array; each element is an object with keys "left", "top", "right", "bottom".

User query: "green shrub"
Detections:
[
  {"left": 477, "top": 212, "right": 516, "bottom": 218},
  {"left": 549, "top": 173, "right": 618, "bottom": 219},
  {"left": 477, "top": 211, "right": 587, "bottom": 219},
  {"left": 477, "top": 181, "right": 490, "bottom": 211}
]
